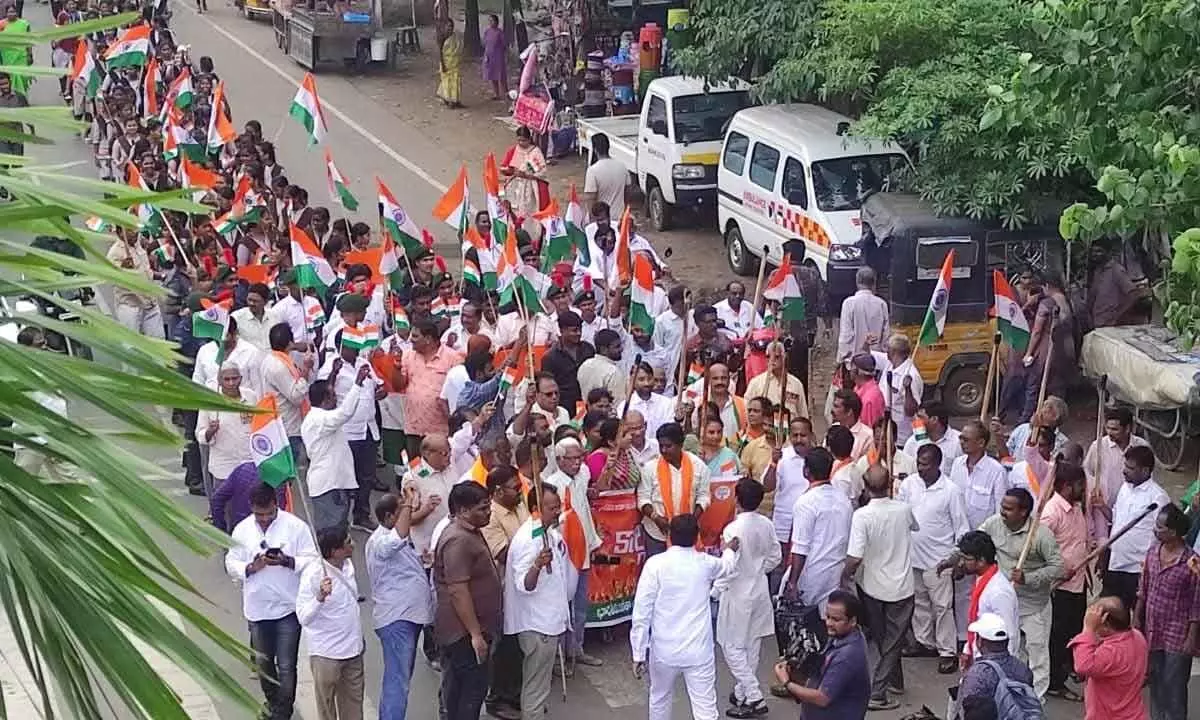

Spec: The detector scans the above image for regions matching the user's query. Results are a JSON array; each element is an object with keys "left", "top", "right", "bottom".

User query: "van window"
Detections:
[
  {"left": 811, "top": 154, "right": 909, "bottom": 211},
  {"left": 646, "top": 96, "right": 668, "bottom": 136},
  {"left": 674, "top": 91, "right": 752, "bottom": 143},
  {"left": 749, "top": 143, "right": 780, "bottom": 191},
  {"left": 782, "top": 158, "right": 807, "bottom": 208},
  {"left": 723, "top": 132, "right": 749, "bottom": 175}
]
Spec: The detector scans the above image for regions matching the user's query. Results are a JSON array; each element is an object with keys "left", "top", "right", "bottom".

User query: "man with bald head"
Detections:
[
  {"left": 624, "top": 409, "right": 660, "bottom": 467},
  {"left": 842, "top": 464, "right": 918, "bottom": 710},
  {"left": 688, "top": 363, "right": 747, "bottom": 443},
  {"left": 1069, "top": 596, "right": 1148, "bottom": 720}
]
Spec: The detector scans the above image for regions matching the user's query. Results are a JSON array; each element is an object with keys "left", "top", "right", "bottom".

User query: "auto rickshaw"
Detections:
[
  {"left": 235, "top": 0, "right": 272, "bottom": 20},
  {"left": 856, "top": 193, "right": 1059, "bottom": 416}
]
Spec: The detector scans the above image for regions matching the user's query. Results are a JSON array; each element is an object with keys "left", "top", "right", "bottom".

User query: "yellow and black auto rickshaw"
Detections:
[{"left": 856, "top": 192, "right": 1059, "bottom": 416}]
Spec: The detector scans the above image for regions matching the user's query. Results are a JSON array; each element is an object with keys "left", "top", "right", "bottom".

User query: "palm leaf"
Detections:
[{"left": 0, "top": 17, "right": 263, "bottom": 720}]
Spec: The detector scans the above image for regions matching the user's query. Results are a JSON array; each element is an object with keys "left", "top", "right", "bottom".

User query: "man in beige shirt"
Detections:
[
  {"left": 106, "top": 233, "right": 164, "bottom": 338},
  {"left": 745, "top": 341, "right": 808, "bottom": 420},
  {"left": 577, "top": 329, "right": 627, "bottom": 408},
  {"left": 480, "top": 465, "right": 530, "bottom": 720}
]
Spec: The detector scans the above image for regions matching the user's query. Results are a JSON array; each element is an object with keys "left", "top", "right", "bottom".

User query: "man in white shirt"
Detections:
[
  {"left": 302, "top": 365, "right": 367, "bottom": 534},
  {"left": 831, "top": 389, "right": 874, "bottom": 461},
  {"left": 625, "top": 410, "right": 660, "bottom": 466},
  {"left": 631, "top": 514, "right": 739, "bottom": 720},
  {"left": 651, "top": 286, "right": 694, "bottom": 395},
  {"left": 638, "top": 423, "right": 711, "bottom": 557},
  {"left": 836, "top": 267, "right": 889, "bottom": 362},
  {"left": 582, "top": 135, "right": 629, "bottom": 219},
  {"left": 714, "top": 281, "right": 762, "bottom": 338},
  {"left": 1083, "top": 406, "right": 1149, "bottom": 536},
  {"left": 317, "top": 335, "right": 386, "bottom": 532},
  {"left": 1101, "top": 445, "right": 1170, "bottom": 610},
  {"left": 225, "top": 483, "right": 319, "bottom": 720},
  {"left": 714, "top": 481, "right": 781, "bottom": 718},
  {"left": 897, "top": 444, "right": 969, "bottom": 673},
  {"left": 902, "top": 402, "right": 962, "bottom": 476},
  {"left": 505, "top": 484, "right": 576, "bottom": 720},
  {"left": 578, "top": 329, "right": 626, "bottom": 408},
  {"left": 872, "top": 334, "right": 922, "bottom": 446},
  {"left": 782, "top": 447, "right": 853, "bottom": 615},
  {"left": 231, "top": 282, "right": 280, "bottom": 351},
  {"left": 192, "top": 317, "right": 264, "bottom": 394},
  {"left": 620, "top": 362, "right": 676, "bottom": 438},
  {"left": 843, "top": 465, "right": 918, "bottom": 711},
  {"left": 366, "top": 489, "right": 434, "bottom": 720},
  {"left": 762, "top": 417, "right": 814, "bottom": 569},
  {"left": 952, "top": 530, "right": 1020, "bottom": 658},
  {"left": 273, "top": 270, "right": 314, "bottom": 347},
  {"left": 404, "top": 434, "right": 460, "bottom": 564},
  {"left": 297, "top": 525, "right": 366, "bottom": 719},
  {"left": 543, "top": 438, "right": 604, "bottom": 669}
]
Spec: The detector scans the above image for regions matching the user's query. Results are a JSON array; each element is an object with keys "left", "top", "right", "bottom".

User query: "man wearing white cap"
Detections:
[{"left": 957, "top": 612, "right": 1036, "bottom": 714}]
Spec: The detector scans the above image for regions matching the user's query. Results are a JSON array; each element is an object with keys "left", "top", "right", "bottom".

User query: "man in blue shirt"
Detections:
[{"left": 774, "top": 589, "right": 870, "bottom": 719}]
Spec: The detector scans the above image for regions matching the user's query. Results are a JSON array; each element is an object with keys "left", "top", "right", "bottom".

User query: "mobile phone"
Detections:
[{"left": 264, "top": 547, "right": 282, "bottom": 558}]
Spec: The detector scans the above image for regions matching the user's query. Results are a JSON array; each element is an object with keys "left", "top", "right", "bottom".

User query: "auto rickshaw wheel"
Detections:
[
  {"left": 725, "top": 222, "right": 754, "bottom": 276},
  {"left": 944, "top": 366, "right": 986, "bottom": 417}
]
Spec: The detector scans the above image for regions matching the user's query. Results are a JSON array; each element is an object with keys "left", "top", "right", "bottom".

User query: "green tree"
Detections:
[
  {"left": 673, "top": 0, "right": 819, "bottom": 82},
  {"left": 0, "top": 16, "right": 259, "bottom": 720}
]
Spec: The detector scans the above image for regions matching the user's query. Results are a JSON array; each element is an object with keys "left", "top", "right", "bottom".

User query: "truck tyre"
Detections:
[
  {"left": 944, "top": 366, "right": 986, "bottom": 417},
  {"left": 648, "top": 183, "right": 672, "bottom": 232},
  {"left": 726, "top": 223, "right": 754, "bottom": 276}
]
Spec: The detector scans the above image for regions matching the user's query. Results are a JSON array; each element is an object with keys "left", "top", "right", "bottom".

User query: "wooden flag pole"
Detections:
[
  {"left": 1028, "top": 308, "right": 1059, "bottom": 448},
  {"left": 674, "top": 293, "right": 691, "bottom": 409},
  {"left": 1089, "top": 375, "right": 1109, "bottom": 513},
  {"left": 1015, "top": 461, "right": 1058, "bottom": 571},
  {"left": 747, "top": 244, "right": 771, "bottom": 336},
  {"left": 980, "top": 332, "right": 1001, "bottom": 422}
]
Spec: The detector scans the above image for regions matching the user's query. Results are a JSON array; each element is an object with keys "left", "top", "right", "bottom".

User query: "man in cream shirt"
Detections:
[
  {"left": 301, "top": 364, "right": 368, "bottom": 534},
  {"left": 632, "top": 513, "right": 739, "bottom": 720},
  {"left": 781, "top": 447, "right": 853, "bottom": 615},
  {"left": 297, "top": 526, "right": 366, "bottom": 719},
  {"left": 620, "top": 363, "right": 676, "bottom": 439},
  {"left": 638, "top": 423, "right": 711, "bottom": 557}
]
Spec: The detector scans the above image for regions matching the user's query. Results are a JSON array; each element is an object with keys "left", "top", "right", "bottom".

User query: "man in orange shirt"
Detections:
[{"left": 397, "top": 318, "right": 465, "bottom": 459}]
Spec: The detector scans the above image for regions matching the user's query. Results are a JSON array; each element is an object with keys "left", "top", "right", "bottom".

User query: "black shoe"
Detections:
[
  {"left": 728, "top": 692, "right": 738, "bottom": 707},
  {"left": 938, "top": 657, "right": 958, "bottom": 674},
  {"left": 187, "top": 485, "right": 206, "bottom": 496},
  {"left": 726, "top": 700, "right": 768, "bottom": 718},
  {"left": 901, "top": 644, "right": 938, "bottom": 658}
]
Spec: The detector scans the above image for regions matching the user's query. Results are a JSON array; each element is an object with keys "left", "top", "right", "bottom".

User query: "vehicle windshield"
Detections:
[
  {"left": 673, "top": 91, "right": 752, "bottom": 144},
  {"left": 811, "top": 154, "right": 909, "bottom": 212}
]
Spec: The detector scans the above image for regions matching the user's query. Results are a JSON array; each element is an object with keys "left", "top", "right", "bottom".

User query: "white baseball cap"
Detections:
[{"left": 967, "top": 613, "right": 1009, "bottom": 641}]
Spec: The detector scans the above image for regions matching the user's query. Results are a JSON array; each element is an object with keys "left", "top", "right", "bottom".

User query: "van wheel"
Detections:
[
  {"left": 648, "top": 184, "right": 672, "bottom": 231},
  {"left": 944, "top": 366, "right": 986, "bottom": 417},
  {"left": 726, "top": 224, "right": 754, "bottom": 276}
]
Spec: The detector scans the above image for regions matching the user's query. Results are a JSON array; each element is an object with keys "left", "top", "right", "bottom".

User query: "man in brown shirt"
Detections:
[
  {"left": 481, "top": 466, "right": 530, "bottom": 720},
  {"left": 434, "top": 481, "right": 503, "bottom": 720},
  {"left": 1088, "top": 241, "right": 1150, "bottom": 328}
]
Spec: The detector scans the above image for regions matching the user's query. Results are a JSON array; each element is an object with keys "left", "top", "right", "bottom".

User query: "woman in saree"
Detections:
[
  {"left": 436, "top": 17, "right": 462, "bottom": 108},
  {"left": 698, "top": 416, "right": 742, "bottom": 476},
  {"left": 501, "top": 125, "right": 549, "bottom": 217},
  {"left": 586, "top": 417, "right": 640, "bottom": 491},
  {"left": 0, "top": 4, "right": 33, "bottom": 98}
]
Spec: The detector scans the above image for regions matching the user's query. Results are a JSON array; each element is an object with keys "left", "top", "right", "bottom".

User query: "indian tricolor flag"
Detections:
[
  {"left": 126, "top": 164, "right": 160, "bottom": 231},
  {"left": 483, "top": 152, "right": 505, "bottom": 241},
  {"left": 192, "top": 298, "right": 230, "bottom": 340},
  {"left": 290, "top": 224, "right": 337, "bottom": 294},
  {"left": 611, "top": 207, "right": 633, "bottom": 287},
  {"left": 289, "top": 72, "right": 328, "bottom": 145},
  {"left": 341, "top": 323, "right": 380, "bottom": 350},
  {"left": 377, "top": 178, "right": 424, "bottom": 254},
  {"left": 565, "top": 183, "right": 589, "bottom": 267},
  {"left": 70, "top": 42, "right": 99, "bottom": 100},
  {"left": 462, "top": 258, "right": 482, "bottom": 288},
  {"left": 534, "top": 200, "right": 573, "bottom": 271},
  {"left": 408, "top": 456, "right": 433, "bottom": 479},
  {"left": 432, "top": 164, "right": 469, "bottom": 234},
  {"left": 495, "top": 223, "right": 520, "bottom": 301},
  {"left": 105, "top": 24, "right": 151, "bottom": 68},
  {"left": 164, "top": 115, "right": 204, "bottom": 163},
  {"left": 85, "top": 216, "right": 110, "bottom": 233},
  {"left": 141, "top": 56, "right": 160, "bottom": 116},
  {"left": 629, "top": 252, "right": 655, "bottom": 334},
  {"left": 250, "top": 394, "right": 296, "bottom": 488},
  {"left": 497, "top": 366, "right": 519, "bottom": 394},
  {"left": 919, "top": 250, "right": 956, "bottom": 347},
  {"left": 206, "top": 81, "right": 236, "bottom": 154},
  {"left": 179, "top": 155, "right": 219, "bottom": 198},
  {"left": 392, "top": 300, "right": 409, "bottom": 331},
  {"left": 325, "top": 150, "right": 358, "bottom": 211},
  {"left": 165, "top": 67, "right": 194, "bottom": 111},
  {"left": 993, "top": 270, "right": 1030, "bottom": 351},
  {"left": 763, "top": 253, "right": 806, "bottom": 322}
]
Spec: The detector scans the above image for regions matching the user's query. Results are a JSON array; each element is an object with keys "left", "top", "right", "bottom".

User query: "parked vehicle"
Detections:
[
  {"left": 576, "top": 76, "right": 752, "bottom": 231},
  {"left": 716, "top": 104, "right": 910, "bottom": 309}
]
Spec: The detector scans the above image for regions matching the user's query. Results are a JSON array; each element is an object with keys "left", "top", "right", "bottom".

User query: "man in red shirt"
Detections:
[
  {"left": 1069, "top": 596, "right": 1148, "bottom": 720},
  {"left": 850, "top": 353, "right": 886, "bottom": 429}
]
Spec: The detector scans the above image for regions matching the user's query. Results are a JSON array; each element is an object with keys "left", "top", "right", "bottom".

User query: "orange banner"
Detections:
[
  {"left": 698, "top": 476, "right": 739, "bottom": 555},
  {"left": 586, "top": 489, "right": 642, "bottom": 627}
]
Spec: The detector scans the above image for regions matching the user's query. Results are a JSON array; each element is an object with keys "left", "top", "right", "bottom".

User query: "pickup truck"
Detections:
[{"left": 577, "top": 77, "right": 752, "bottom": 231}]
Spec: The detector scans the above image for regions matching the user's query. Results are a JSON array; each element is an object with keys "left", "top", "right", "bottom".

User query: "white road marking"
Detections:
[{"left": 177, "top": 4, "right": 449, "bottom": 195}]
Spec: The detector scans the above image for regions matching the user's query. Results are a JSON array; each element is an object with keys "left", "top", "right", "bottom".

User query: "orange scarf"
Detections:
[
  {"left": 657, "top": 453, "right": 695, "bottom": 520},
  {"left": 560, "top": 486, "right": 588, "bottom": 570},
  {"left": 272, "top": 350, "right": 311, "bottom": 416},
  {"left": 966, "top": 564, "right": 999, "bottom": 655},
  {"left": 1025, "top": 463, "right": 1041, "bottom": 498}
]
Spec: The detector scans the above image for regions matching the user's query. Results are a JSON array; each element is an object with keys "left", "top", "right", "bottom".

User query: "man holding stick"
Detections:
[
  {"left": 1101, "top": 445, "right": 1170, "bottom": 609},
  {"left": 978, "top": 487, "right": 1063, "bottom": 699}
]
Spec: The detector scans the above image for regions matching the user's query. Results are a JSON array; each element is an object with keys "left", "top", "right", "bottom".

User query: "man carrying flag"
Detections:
[{"left": 303, "top": 361, "right": 372, "bottom": 534}]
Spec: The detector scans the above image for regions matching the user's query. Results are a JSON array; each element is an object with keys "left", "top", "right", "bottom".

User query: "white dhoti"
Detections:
[
  {"left": 720, "top": 637, "right": 763, "bottom": 704},
  {"left": 648, "top": 655, "right": 718, "bottom": 720}
]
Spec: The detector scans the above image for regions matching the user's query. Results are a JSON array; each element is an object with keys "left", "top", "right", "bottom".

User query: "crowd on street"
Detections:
[{"left": 6, "top": 2, "right": 1200, "bottom": 720}]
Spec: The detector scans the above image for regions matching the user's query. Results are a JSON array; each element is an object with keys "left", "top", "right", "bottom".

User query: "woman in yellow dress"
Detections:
[{"left": 436, "top": 17, "right": 462, "bottom": 108}]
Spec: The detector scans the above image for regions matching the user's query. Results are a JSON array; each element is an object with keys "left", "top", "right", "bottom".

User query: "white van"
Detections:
[{"left": 717, "top": 104, "right": 910, "bottom": 307}]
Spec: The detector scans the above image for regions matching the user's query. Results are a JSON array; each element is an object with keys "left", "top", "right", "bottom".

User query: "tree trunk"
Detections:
[{"left": 463, "top": 0, "right": 482, "bottom": 57}]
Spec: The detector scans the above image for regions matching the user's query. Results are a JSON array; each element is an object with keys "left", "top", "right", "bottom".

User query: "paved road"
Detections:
[{"left": 5, "top": 2, "right": 1197, "bottom": 718}]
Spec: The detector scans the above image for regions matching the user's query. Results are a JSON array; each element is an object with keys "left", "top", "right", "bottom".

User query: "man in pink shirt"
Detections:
[
  {"left": 851, "top": 353, "right": 886, "bottom": 429},
  {"left": 397, "top": 318, "right": 465, "bottom": 459},
  {"left": 1069, "top": 596, "right": 1148, "bottom": 720},
  {"left": 1040, "top": 462, "right": 1089, "bottom": 701}
]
